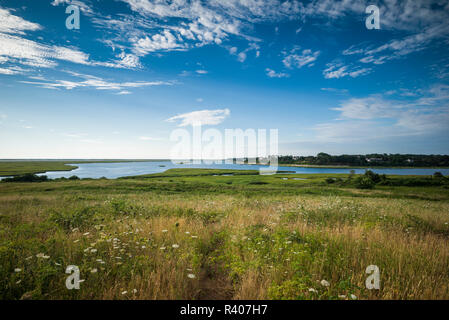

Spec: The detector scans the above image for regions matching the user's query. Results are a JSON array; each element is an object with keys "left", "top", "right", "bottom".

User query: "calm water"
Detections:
[{"left": 5, "top": 161, "right": 446, "bottom": 179}]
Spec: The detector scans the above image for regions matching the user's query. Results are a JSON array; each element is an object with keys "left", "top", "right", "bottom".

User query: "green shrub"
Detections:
[
  {"left": 2, "top": 174, "right": 48, "bottom": 183},
  {"left": 355, "top": 176, "right": 375, "bottom": 189},
  {"left": 434, "top": 172, "right": 444, "bottom": 178},
  {"left": 49, "top": 207, "right": 97, "bottom": 231}
]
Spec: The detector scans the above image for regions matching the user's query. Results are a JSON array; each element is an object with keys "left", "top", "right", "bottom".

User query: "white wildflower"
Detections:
[{"left": 320, "top": 279, "right": 330, "bottom": 287}]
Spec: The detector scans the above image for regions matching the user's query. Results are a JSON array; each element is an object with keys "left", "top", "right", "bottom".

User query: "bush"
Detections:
[
  {"left": 68, "top": 175, "right": 80, "bottom": 180},
  {"left": 364, "top": 170, "right": 381, "bottom": 183},
  {"left": 434, "top": 172, "right": 444, "bottom": 178},
  {"left": 355, "top": 176, "right": 375, "bottom": 189},
  {"left": 248, "top": 181, "right": 269, "bottom": 185},
  {"left": 2, "top": 174, "right": 48, "bottom": 183}
]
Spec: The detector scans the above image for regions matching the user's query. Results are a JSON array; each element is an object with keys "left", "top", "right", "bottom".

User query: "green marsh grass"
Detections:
[{"left": 1, "top": 169, "right": 448, "bottom": 300}]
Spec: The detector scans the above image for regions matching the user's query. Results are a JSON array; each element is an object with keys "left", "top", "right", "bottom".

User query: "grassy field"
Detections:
[{"left": 1, "top": 169, "right": 449, "bottom": 300}]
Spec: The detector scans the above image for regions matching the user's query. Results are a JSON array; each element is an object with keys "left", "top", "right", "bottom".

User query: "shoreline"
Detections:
[
  {"left": 1, "top": 159, "right": 448, "bottom": 178},
  {"left": 278, "top": 164, "right": 449, "bottom": 169}
]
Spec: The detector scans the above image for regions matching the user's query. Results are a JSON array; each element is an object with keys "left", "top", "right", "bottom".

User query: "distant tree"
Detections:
[
  {"left": 355, "top": 176, "right": 375, "bottom": 189},
  {"left": 433, "top": 172, "right": 444, "bottom": 178},
  {"left": 364, "top": 170, "right": 381, "bottom": 183},
  {"left": 2, "top": 174, "right": 48, "bottom": 183}
]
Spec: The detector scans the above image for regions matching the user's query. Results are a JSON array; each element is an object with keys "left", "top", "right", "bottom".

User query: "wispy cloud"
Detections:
[
  {"left": 51, "top": 0, "right": 94, "bottom": 15},
  {"left": 283, "top": 48, "right": 320, "bottom": 69},
  {"left": 321, "top": 87, "right": 349, "bottom": 95},
  {"left": 323, "top": 63, "right": 371, "bottom": 79},
  {"left": 301, "top": 84, "right": 449, "bottom": 143},
  {"left": 0, "top": 8, "right": 42, "bottom": 34},
  {"left": 166, "top": 108, "right": 230, "bottom": 126},
  {"left": 0, "top": 33, "right": 91, "bottom": 69},
  {"left": 20, "top": 72, "right": 174, "bottom": 92},
  {"left": 0, "top": 66, "right": 24, "bottom": 75},
  {"left": 265, "top": 68, "right": 289, "bottom": 78},
  {"left": 0, "top": 7, "right": 144, "bottom": 74}
]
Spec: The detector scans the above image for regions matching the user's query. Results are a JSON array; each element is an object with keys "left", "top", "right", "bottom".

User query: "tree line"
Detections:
[{"left": 276, "top": 153, "right": 449, "bottom": 167}]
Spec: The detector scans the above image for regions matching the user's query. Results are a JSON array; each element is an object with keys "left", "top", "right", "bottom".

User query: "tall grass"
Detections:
[{"left": 1, "top": 173, "right": 448, "bottom": 299}]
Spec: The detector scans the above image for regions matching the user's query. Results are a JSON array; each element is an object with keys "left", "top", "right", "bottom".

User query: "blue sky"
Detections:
[{"left": 0, "top": 0, "right": 448, "bottom": 158}]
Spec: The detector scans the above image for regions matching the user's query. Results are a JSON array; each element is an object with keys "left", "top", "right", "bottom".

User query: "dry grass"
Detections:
[{"left": 1, "top": 176, "right": 448, "bottom": 300}]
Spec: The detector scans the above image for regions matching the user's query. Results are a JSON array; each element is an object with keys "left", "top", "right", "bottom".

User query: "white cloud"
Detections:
[
  {"left": 0, "top": 8, "right": 42, "bottom": 34},
  {"left": 0, "top": 66, "right": 24, "bottom": 75},
  {"left": 196, "top": 69, "right": 208, "bottom": 74},
  {"left": 51, "top": 0, "right": 94, "bottom": 15},
  {"left": 0, "top": 8, "right": 92, "bottom": 69},
  {"left": 323, "top": 63, "right": 371, "bottom": 79},
  {"left": 0, "top": 8, "right": 144, "bottom": 72},
  {"left": 265, "top": 68, "right": 289, "bottom": 78},
  {"left": 20, "top": 72, "right": 174, "bottom": 92},
  {"left": 283, "top": 48, "right": 320, "bottom": 69},
  {"left": 237, "top": 52, "right": 247, "bottom": 63},
  {"left": 341, "top": 18, "right": 449, "bottom": 72},
  {"left": 0, "top": 33, "right": 92, "bottom": 68},
  {"left": 229, "top": 47, "right": 237, "bottom": 55},
  {"left": 227, "top": 43, "right": 259, "bottom": 63},
  {"left": 132, "top": 29, "right": 186, "bottom": 55},
  {"left": 321, "top": 87, "right": 348, "bottom": 94},
  {"left": 304, "top": 85, "right": 449, "bottom": 143},
  {"left": 332, "top": 96, "right": 399, "bottom": 120},
  {"left": 166, "top": 108, "right": 230, "bottom": 126},
  {"left": 116, "top": 90, "right": 132, "bottom": 95},
  {"left": 302, "top": 0, "right": 449, "bottom": 32},
  {"left": 112, "top": 52, "right": 141, "bottom": 69}
]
